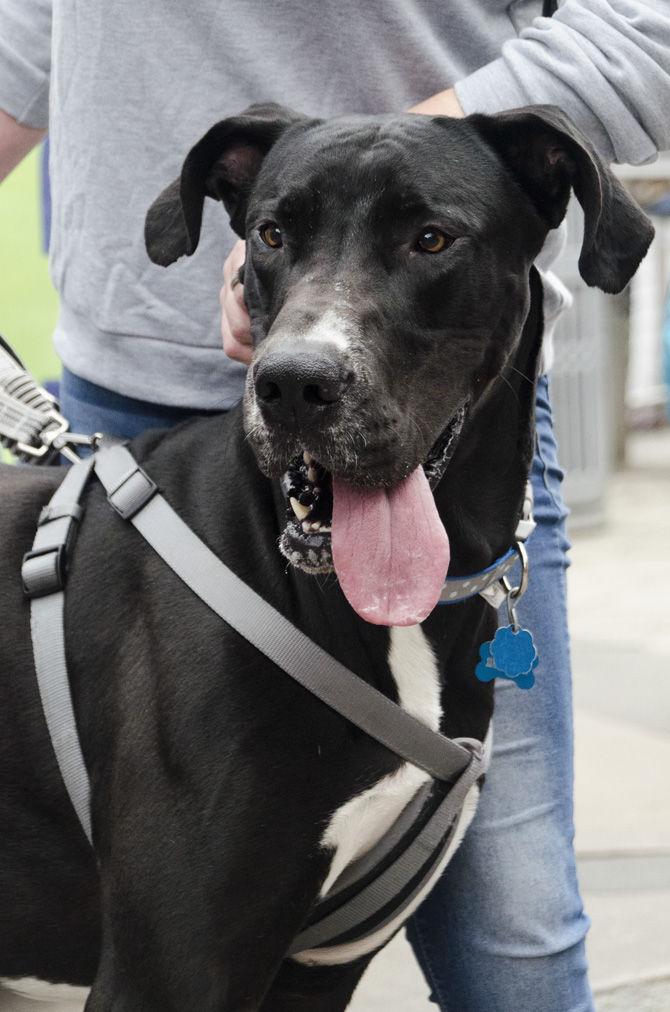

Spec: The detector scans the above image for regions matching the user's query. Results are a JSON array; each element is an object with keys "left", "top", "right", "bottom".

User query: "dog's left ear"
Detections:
[
  {"left": 145, "top": 103, "right": 307, "bottom": 266},
  {"left": 468, "top": 105, "right": 654, "bottom": 293}
]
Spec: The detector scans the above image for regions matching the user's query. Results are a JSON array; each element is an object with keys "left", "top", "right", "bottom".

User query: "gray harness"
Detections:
[{"left": 19, "top": 442, "right": 500, "bottom": 955}]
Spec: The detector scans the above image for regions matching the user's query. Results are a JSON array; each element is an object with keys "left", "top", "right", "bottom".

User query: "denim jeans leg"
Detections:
[{"left": 406, "top": 376, "right": 594, "bottom": 1012}]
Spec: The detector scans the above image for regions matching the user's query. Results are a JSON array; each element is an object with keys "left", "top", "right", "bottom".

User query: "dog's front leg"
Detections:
[{"left": 81, "top": 816, "right": 331, "bottom": 1012}]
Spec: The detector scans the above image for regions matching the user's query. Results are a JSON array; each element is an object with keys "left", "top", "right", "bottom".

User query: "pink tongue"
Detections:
[{"left": 331, "top": 467, "right": 450, "bottom": 626}]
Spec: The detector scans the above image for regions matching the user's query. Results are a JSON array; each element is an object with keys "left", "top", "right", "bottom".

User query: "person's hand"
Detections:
[
  {"left": 220, "top": 239, "right": 253, "bottom": 364},
  {"left": 408, "top": 88, "right": 464, "bottom": 118}
]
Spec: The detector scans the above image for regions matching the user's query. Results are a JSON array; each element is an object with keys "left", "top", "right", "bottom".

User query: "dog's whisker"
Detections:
[
  {"left": 497, "top": 373, "right": 521, "bottom": 408},
  {"left": 509, "top": 365, "right": 534, "bottom": 386}
]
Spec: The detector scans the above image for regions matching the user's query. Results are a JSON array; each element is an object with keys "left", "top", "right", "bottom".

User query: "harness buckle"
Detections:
[
  {"left": 22, "top": 544, "right": 67, "bottom": 598},
  {"left": 106, "top": 464, "right": 157, "bottom": 520},
  {"left": 38, "top": 503, "right": 83, "bottom": 527},
  {"left": 22, "top": 503, "right": 84, "bottom": 598}
]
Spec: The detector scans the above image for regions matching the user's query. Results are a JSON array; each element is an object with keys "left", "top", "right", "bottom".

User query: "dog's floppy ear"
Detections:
[
  {"left": 468, "top": 105, "right": 654, "bottom": 293},
  {"left": 145, "top": 103, "right": 306, "bottom": 266}
]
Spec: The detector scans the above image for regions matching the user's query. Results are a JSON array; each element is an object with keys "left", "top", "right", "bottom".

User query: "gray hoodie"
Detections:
[{"left": 1, "top": 0, "right": 669, "bottom": 407}]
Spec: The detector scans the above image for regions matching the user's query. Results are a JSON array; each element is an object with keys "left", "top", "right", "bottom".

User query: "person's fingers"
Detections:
[
  {"left": 221, "top": 285, "right": 254, "bottom": 364},
  {"left": 221, "top": 240, "right": 253, "bottom": 364},
  {"left": 223, "top": 238, "right": 246, "bottom": 285}
]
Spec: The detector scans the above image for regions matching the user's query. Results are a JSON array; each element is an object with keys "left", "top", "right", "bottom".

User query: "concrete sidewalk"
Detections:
[
  {"left": 2, "top": 428, "right": 668, "bottom": 1011},
  {"left": 569, "top": 426, "right": 670, "bottom": 1009}
]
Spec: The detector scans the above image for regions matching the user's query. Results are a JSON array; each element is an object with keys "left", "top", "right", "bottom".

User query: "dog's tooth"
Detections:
[
  {"left": 302, "top": 520, "right": 312, "bottom": 534},
  {"left": 290, "top": 496, "right": 312, "bottom": 521},
  {"left": 320, "top": 525, "right": 332, "bottom": 533},
  {"left": 310, "top": 521, "right": 322, "bottom": 532},
  {"left": 307, "top": 467, "right": 318, "bottom": 483},
  {"left": 303, "top": 450, "right": 312, "bottom": 466}
]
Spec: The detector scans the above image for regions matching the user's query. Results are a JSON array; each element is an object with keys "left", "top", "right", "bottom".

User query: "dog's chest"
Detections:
[{"left": 318, "top": 625, "right": 441, "bottom": 897}]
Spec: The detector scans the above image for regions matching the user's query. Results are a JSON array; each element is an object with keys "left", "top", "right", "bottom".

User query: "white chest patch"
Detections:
[
  {"left": 316, "top": 625, "right": 442, "bottom": 900},
  {"left": 0, "top": 977, "right": 89, "bottom": 1007}
]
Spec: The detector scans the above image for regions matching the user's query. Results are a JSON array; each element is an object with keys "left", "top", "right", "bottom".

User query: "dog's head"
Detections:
[{"left": 145, "top": 103, "right": 652, "bottom": 625}]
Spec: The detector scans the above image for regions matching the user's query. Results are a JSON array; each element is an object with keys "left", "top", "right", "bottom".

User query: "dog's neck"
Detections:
[
  {"left": 432, "top": 266, "right": 542, "bottom": 576},
  {"left": 418, "top": 267, "right": 543, "bottom": 738}
]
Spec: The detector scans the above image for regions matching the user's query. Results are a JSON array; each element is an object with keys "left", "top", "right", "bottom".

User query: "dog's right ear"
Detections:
[
  {"left": 467, "top": 105, "right": 654, "bottom": 294},
  {"left": 145, "top": 104, "right": 306, "bottom": 266}
]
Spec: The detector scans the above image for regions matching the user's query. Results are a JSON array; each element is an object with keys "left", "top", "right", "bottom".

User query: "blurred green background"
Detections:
[{"left": 1, "top": 147, "right": 59, "bottom": 381}]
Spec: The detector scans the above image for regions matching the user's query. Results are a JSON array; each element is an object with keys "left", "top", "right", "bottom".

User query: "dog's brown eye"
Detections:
[
  {"left": 259, "top": 223, "right": 283, "bottom": 249},
  {"left": 416, "top": 229, "right": 450, "bottom": 254}
]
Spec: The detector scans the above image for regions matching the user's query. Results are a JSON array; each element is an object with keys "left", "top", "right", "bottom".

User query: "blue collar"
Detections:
[
  {"left": 439, "top": 481, "right": 536, "bottom": 609},
  {"left": 439, "top": 547, "right": 518, "bottom": 609}
]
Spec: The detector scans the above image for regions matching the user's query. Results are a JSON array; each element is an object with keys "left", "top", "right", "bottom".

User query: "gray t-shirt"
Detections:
[{"left": 1, "top": 0, "right": 669, "bottom": 407}]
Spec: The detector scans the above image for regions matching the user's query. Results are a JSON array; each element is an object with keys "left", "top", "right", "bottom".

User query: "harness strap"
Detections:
[
  {"left": 21, "top": 457, "right": 95, "bottom": 843},
  {"left": 290, "top": 736, "right": 489, "bottom": 955},
  {"left": 325, "top": 782, "right": 435, "bottom": 902},
  {"left": 93, "top": 444, "right": 474, "bottom": 784}
]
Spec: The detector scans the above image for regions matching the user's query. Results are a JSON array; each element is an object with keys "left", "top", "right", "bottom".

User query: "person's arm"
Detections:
[
  {"left": 0, "top": 109, "right": 45, "bottom": 181},
  {"left": 453, "top": 0, "right": 670, "bottom": 166},
  {"left": 0, "top": 0, "right": 52, "bottom": 181}
]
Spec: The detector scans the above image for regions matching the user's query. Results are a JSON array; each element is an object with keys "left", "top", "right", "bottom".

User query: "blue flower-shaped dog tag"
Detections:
[
  {"left": 490, "top": 626, "right": 537, "bottom": 677},
  {"left": 475, "top": 625, "right": 539, "bottom": 690}
]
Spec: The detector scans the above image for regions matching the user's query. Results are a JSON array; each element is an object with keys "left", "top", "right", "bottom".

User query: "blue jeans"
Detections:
[
  {"left": 59, "top": 368, "right": 220, "bottom": 439},
  {"left": 407, "top": 375, "right": 593, "bottom": 1011},
  {"left": 59, "top": 368, "right": 593, "bottom": 1011}
]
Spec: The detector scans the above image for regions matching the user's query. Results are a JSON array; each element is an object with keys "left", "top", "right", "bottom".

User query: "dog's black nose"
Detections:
[{"left": 254, "top": 348, "right": 352, "bottom": 423}]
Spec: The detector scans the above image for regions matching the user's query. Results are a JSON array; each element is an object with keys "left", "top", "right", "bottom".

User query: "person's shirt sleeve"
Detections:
[
  {"left": 455, "top": 0, "right": 670, "bottom": 165},
  {"left": 0, "top": 0, "right": 52, "bottom": 129}
]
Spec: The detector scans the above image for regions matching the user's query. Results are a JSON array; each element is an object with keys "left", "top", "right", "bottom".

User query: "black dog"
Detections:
[{"left": 0, "top": 105, "right": 652, "bottom": 1010}]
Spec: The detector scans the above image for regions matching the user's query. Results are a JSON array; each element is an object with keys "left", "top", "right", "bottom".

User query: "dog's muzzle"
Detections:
[{"left": 278, "top": 401, "right": 469, "bottom": 575}]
